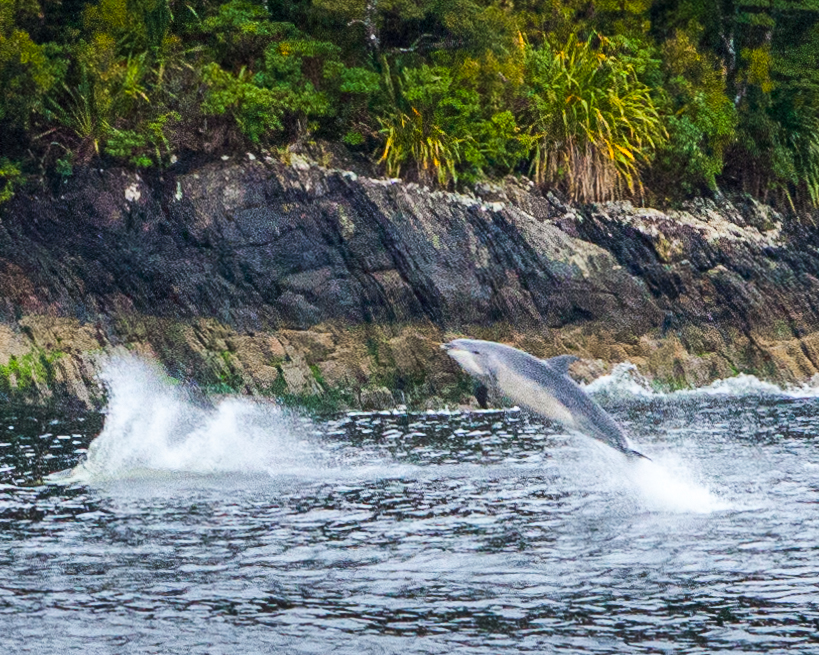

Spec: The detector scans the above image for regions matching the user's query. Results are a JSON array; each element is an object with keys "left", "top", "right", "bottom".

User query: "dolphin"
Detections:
[{"left": 442, "top": 338, "right": 648, "bottom": 460}]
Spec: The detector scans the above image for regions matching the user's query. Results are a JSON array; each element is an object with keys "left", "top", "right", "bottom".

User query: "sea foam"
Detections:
[{"left": 583, "top": 362, "right": 819, "bottom": 400}]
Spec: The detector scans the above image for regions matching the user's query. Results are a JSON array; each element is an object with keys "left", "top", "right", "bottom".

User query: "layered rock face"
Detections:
[{"left": 1, "top": 158, "right": 818, "bottom": 408}]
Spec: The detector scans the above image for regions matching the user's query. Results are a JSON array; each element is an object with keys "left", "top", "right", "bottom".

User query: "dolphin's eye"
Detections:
[{"left": 472, "top": 351, "right": 480, "bottom": 355}]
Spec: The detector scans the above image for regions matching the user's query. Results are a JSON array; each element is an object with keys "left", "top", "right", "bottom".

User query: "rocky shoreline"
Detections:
[{"left": 2, "top": 155, "right": 819, "bottom": 410}]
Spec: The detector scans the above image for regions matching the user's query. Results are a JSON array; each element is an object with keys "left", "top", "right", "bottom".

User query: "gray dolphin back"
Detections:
[
  {"left": 495, "top": 346, "right": 631, "bottom": 453},
  {"left": 453, "top": 340, "right": 646, "bottom": 459}
]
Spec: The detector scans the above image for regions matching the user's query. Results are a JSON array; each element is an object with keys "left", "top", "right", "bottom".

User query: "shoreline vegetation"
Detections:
[
  {"left": 4, "top": 1, "right": 819, "bottom": 413},
  {"left": 2, "top": 0, "right": 819, "bottom": 211}
]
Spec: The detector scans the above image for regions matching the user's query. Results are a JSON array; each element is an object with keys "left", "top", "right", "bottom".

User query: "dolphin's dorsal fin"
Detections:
[{"left": 544, "top": 354, "right": 579, "bottom": 374}]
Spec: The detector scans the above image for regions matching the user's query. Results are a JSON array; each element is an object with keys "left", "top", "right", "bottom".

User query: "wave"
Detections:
[
  {"left": 583, "top": 362, "right": 657, "bottom": 399},
  {"left": 583, "top": 362, "right": 819, "bottom": 400}
]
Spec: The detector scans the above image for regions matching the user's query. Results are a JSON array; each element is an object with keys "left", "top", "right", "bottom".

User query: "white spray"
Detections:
[{"left": 66, "top": 355, "right": 317, "bottom": 482}]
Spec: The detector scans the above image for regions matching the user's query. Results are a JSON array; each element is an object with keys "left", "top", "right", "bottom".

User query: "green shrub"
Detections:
[
  {"left": 741, "top": 104, "right": 819, "bottom": 210},
  {"left": 662, "top": 98, "right": 735, "bottom": 192},
  {"left": 198, "top": 3, "right": 361, "bottom": 143},
  {"left": 0, "top": 4, "right": 62, "bottom": 130},
  {"left": 55, "top": 154, "right": 74, "bottom": 177},
  {"left": 198, "top": 0, "right": 297, "bottom": 65},
  {"left": 0, "top": 157, "right": 22, "bottom": 203},
  {"left": 105, "top": 111, "right": 180, "bottom": 166},
  {"left": 201, "top": 63, "right": 286, "bottom": 142},
  {"left": 650, "top": 30, "right": 736, "bottom": 195},
  {"left": 378, "top": 63, "right": 529, "bottom": 186},
  {"left": 83, "top": 0, "right": 172, "bottom": 52}
]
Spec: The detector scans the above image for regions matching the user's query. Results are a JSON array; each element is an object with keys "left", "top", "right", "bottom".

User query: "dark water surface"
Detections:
[{"left": 1, "top": 360, "right": 819, "bottom": 654}]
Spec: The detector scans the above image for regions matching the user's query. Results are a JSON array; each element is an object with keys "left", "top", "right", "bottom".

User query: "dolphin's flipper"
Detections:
[
  {"left": 627, "top": 449, "right": 651, "bottom": 461},
  {"left": 543, "top": 354, "right": 580, "bottom": 374},
  {"left": 474, "top": 382, "right": 489, "bottom": 409}
]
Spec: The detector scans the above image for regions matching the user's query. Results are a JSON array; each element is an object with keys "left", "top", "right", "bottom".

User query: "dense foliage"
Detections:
[{"left": 1, "top": 0, "right": 819, "bottom": 207}]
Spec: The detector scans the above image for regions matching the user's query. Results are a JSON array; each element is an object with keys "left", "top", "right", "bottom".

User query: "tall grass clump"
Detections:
[
  {"left": 379, "top": 106, "right": 464, "bottom": 187},
  {"left": 520, "top": 33, "right": 666, "bottom": 202}
]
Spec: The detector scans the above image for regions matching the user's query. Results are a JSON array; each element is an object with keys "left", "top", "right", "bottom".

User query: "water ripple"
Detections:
[{"left": 1, "top": 365, "right": 819, "bottom": 652}]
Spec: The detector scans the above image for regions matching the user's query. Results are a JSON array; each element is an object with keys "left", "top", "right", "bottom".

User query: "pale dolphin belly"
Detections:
[{"left": 496, "top": 368, "right": 577, "bottom": 428}]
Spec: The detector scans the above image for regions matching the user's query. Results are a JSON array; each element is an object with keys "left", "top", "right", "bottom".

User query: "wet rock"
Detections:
[
  {"left": 279, "top": 356, "right": 320, "bottom": 395},
  {"left": 1, "top": 159, "right": 819, "bottom": 406},
  {"left": 359, "top": 386, "right": 395, "bottom": 410}
]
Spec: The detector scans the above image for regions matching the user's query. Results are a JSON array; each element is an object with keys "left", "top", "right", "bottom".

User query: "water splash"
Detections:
[
  {"left": 684, "top": 373, "right": 819, "bottom": 398},
  {"left": 57, "top": 356, "right": 734, "bottom": 515},
  {"left": 583, "top": 363, "right": 657, "bottom": 399},
  {"left": 625, "top": 455, "right": 732, "bottom": 513},
  {"left": 568, "top": 437, "right": 732, "bottom": 514},
  {"left": 583, "top": 362, "right": 819, "bottom": 400},
  {"left": 61, "top": 355, "right": 318, "bottom": 483}
]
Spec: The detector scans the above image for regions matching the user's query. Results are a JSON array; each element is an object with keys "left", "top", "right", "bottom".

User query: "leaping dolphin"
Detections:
[{"left": 442, "top": 338, "right": 648, "bottom": 460}]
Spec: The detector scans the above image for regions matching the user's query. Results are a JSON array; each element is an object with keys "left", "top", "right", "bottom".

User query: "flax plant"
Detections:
[
  {"left": 521, "top": 33, "right": 666, "bottom": 202},
  {"left": 378, "top": 107, "right": 463, "bottom": 186}
]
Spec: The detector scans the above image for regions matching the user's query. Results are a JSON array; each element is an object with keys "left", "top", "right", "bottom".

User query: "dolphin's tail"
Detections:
[{"left": 626, "top": 449, "right": 651, "bottom": 462}]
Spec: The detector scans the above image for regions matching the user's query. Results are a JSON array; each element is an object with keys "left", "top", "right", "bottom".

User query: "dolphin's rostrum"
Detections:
[{"left": 442, "top": 338, "right": 648, "bottom": 460}]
